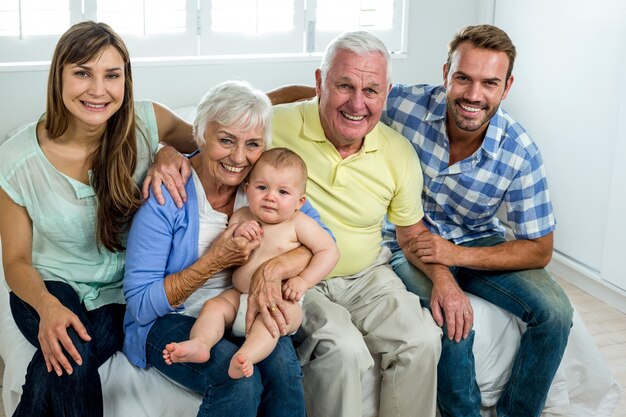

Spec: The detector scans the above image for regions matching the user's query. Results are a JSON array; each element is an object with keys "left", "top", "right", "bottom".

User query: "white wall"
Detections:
[
  {"left": 493, "top": 0, "right": 626, "bottom": 299},
  {"left": 0, "top": 0, "right": 481, "bottom": 142}
]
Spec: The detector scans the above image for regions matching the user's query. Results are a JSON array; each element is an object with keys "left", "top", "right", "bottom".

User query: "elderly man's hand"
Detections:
[
  {"left": 430, "top": 278, "right": 473, "bottom": 342},
  {"left": 142, "top": 146, "right": 191, "bottom": 208}
]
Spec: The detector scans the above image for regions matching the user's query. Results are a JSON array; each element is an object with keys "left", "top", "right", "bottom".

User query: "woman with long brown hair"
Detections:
[{"left": 0, "top": 21, "right": 195, "bottom": 416}]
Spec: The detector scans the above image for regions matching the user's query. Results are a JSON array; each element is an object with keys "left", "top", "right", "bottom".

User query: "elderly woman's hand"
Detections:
[
  {"left": 246, "top": 258, "right": 289, "bottom": 338},
  {"left": 233, "top": 220, "right": 263, "bottom": 242},
  {"left": 205, "top": 222, "right": 261, "bottom": 269},
  {"left": 164, "top": 222, "right": 261, "bottom": 308},
  {"left": 245, "top": 246, "right": 313, "bottom": 337}
]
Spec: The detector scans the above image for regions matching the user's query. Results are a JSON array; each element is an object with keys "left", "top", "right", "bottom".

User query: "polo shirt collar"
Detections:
[{"left": 302, "top": 98, "right": 380, "bottom": 153}]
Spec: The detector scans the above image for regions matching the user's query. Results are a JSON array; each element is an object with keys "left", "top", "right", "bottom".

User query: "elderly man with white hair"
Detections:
[{"left": 270, "top": 31, "right": 443, "bottom": 417}]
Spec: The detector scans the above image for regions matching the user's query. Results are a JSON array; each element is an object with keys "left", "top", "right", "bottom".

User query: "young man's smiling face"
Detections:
[{"left": 444, "top": 42, "right": 514, "bottom": 136}]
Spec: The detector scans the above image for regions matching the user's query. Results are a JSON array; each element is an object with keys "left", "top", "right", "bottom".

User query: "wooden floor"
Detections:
[
  {"left": 0, "top": 277, "right": 624, "bottom": 417},
  {"left": 558, "top": 278, "right": 626, "bottom": 417}
]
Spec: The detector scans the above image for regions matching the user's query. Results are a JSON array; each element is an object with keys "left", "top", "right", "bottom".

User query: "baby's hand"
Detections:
[
  {"left": 233, "top": 220, "right": 263, "bottom": 241},
  {"left": 282, "top": 276, "right": 308, "bottom": 301}
]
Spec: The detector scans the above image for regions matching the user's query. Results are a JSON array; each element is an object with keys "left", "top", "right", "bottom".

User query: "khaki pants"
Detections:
[{"left": 296, "top": 248, "right": 442, "bottom": 417}]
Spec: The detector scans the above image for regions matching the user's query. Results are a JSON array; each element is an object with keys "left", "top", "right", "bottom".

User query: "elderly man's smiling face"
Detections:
[{"left": 315, "top": 49, "right": 390, "bottom": 155}]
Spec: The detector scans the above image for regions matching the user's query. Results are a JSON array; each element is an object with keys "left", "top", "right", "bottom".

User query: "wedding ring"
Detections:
[
  {"left": 463, "top": 311, "right": 470, "bottom": 316},
  {"left": 270, "top": 305, "right": 277, "bottom": 312}
]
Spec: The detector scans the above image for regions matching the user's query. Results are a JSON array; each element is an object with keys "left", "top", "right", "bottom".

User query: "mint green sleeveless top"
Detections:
[{"left": 0, "top": 100, "right": 159, "bottom": 310}]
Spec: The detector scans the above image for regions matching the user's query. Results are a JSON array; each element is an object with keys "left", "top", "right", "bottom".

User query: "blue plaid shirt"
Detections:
[{"left": 382, "top": 84, "right": 555, "bottom": 252}]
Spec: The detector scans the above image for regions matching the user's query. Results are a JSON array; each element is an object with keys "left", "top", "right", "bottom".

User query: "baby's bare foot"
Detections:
[
  {"left": 228, "top": 352, "right": 253, "bottom": 379},
  {"left": 163, "top": 340, "right": 211, "bottom": 364},
  {"left": 162, "top": 345, "right": 175, "bottom": 365}
]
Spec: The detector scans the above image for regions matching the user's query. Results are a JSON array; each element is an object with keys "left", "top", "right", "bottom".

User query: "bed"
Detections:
[{"left": 1, "top": 108, "right": 623, "bottom": 416}]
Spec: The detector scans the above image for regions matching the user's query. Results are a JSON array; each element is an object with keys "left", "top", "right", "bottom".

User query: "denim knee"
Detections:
[
  {"left": 262, "top": 337, "right": 303, "bottom": 380},
  {"left": 440, "top": 327, "right": 474, "bottom": 357},
  {"left": 257, "top": 337, "right": 305, "bottom": 417},
  {"left": 197, "top": 371, "right": 262, "bottom": 417},
  {"left": 230, "top": 371, "right": 262, "bottom": 396},
  {"left": 525, "top": 272, "right": 574, "bottom": 333},
  {"left": 65, "top": 326, "right": 100, "bottom": 376},
  {"left": 258, "top": 336, "right": 303, "bottom": 389},
  {"left": 535, "top": 290, "right": 573, "bottom": 337}
]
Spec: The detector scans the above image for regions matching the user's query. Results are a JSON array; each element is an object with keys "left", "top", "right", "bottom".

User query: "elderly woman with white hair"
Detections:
[{"left": 122, "top": 80, "right": 312, "bottom": 417}]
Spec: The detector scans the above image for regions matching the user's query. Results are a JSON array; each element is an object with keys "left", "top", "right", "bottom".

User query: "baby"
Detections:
[{"left": 163, "top": 147, "right": 339, "bottom": 378}]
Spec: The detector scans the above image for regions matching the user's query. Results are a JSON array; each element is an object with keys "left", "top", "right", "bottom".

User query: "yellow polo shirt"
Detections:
[{"left": 272, "top": 99, "right": 424, "bottom": 277}]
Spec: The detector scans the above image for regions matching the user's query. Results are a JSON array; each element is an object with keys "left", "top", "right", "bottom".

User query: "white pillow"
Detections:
[{"left": 173, "top": 106, "right": 197, "bottom": 123}]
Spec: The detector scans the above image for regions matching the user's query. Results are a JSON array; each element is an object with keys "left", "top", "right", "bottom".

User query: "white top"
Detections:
[{"left": 181, "top": 168, "right": 248, "bottom": 317}]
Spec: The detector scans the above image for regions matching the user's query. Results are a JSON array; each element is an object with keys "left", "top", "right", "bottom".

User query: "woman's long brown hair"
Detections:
[{"left": 46, "top": 21, "right": 142, "bottom": 252}]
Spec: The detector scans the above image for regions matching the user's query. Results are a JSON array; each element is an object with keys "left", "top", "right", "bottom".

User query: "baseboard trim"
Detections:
[{"left": 548, "top": 252, "right": 626, "bottom": 314}]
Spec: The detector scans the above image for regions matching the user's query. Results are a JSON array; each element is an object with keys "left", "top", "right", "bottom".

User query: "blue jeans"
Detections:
[
  {"left": 146, "top": 313, "right": 305, "bottom": 417},
  {"left": 390, "top": 235, "right": 573, "bottom": 417},
  {"left": 9, "top": 280, "right": 125, "bottom": 417}
]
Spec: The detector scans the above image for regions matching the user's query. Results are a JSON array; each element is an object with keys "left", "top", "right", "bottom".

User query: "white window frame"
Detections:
[
  {"left": 0, "top": 0, "right": 408, "bottom": 65},
  {"left": 0, "top": 0, "right": 82, "bottom": 62},
  {"left": 84, "top": 0, "right": 198, "bottom": 58},
  {"left": 198, "top": 0, "right": 306, "bottom": 56},
  {"left": 309, "top": 0, "right": 408, "bottom": 54}
]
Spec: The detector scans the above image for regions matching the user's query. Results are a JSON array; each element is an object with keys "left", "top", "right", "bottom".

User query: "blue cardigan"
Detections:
[
  {"left": 122, "top": 175, "right": 328, "bottom": 368},
  {"left": 123, "top": 177, "right": 200, "bottom": 368}
]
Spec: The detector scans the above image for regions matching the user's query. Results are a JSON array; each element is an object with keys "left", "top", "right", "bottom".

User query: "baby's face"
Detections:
[{"left": 245, "top": 164, "right": 305, "bottom": 224}]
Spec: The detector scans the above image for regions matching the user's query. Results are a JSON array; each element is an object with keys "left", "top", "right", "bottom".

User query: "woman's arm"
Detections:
[
  {"left": 0, "top": 188, "right": 90, "bottom": 376},
  {"left": 142, "top": 102, "right": 198, "bottom": 208},
  {"left": 266, "top": 85, "right": 316, "bottom": 105},
  {"left": 153, "top": 102, "right": 196, "bottom": 153},
  {"left": 164, "top": 222, "right": 260, "bottom": 307}
]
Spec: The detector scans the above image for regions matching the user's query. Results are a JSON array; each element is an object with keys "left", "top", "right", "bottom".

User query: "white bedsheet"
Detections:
[{"left": 1, "top": 266, "right": 622, "bottom": 417}]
